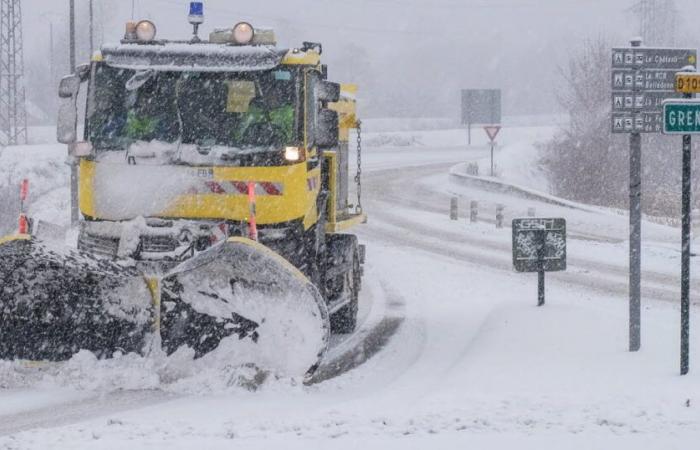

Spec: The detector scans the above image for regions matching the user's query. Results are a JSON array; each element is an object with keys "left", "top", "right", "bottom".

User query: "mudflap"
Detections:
[
  {"left": 160, "top": 237, "right": 330, "bottom": 378},
  {"left": 0, "top": 235, "right": 153, "bottom": 361}
]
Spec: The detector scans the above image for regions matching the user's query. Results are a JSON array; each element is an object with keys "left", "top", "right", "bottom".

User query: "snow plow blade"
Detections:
[
  {"left": 160, "top": 237, "right": 330, "bottom": 377},
  {"left": 0, "top": 235, "right": 153, "bottom": 361}
]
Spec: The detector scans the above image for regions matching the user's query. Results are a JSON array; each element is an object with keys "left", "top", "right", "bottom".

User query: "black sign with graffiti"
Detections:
[{"left": 512, "top": 218, "right": 567, "bottom": 273}]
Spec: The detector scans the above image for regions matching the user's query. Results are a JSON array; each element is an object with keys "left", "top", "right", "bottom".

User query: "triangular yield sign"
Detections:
[{"left": 484, "top": 125, "right": 501, "bottom": 141}]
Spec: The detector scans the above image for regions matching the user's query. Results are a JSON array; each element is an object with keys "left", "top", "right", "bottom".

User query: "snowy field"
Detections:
[{"left": 1, "top": 122, "right": 700, "bottom": 449}]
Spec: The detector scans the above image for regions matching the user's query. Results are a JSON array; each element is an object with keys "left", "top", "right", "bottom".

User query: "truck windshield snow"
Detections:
[{"left": 88, "top": 65, "right": 299, "bottom": 154}]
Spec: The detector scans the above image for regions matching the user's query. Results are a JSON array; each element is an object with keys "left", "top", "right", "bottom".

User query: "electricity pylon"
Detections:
[{"left": 0, "top": 0, "right": 28, "bottom": 146}]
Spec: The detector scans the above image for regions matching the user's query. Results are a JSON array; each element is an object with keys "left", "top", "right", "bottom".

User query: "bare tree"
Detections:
[
  {"left": 540, "top": 37, "right": 628, "bottom": 208},
  {"left": 541, "top": 36, "right": 689, "bottom": 217}
]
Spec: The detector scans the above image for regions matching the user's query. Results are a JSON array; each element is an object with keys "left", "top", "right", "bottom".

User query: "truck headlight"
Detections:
[
  {"left": 284, "top": 146, "right": 303, "bottom": 162},
  {"left": 135, "top": 20, "right": 157, "bottom": 42},
  {"left": 232, "top": 22, "right": 254, "bottom": 45}
]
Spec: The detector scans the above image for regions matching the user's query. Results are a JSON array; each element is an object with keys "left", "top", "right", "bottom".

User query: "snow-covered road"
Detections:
[{"left": 1, "top": 128, "right": 700, "bottom": 448}]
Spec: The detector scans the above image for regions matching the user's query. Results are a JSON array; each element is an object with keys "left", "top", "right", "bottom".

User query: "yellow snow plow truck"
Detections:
[{"left": 0, "top": 15, "right": 366, "bottom": 377}]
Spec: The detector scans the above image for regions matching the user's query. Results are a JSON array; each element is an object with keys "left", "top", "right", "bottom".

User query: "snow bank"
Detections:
[
  {"left": 490, "top": 140, "right": 549, "bottom": 192},
  {"left": 0, "top": 349, "right": 301, "bottom": 395}
]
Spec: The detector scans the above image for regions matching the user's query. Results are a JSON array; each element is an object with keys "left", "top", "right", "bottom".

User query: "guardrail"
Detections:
[
  {"left": 448, "top": 162, "right": 686, "bottom": 229},
  {"left": 448, "top": 163, "right": 599, "bottom": 212}
]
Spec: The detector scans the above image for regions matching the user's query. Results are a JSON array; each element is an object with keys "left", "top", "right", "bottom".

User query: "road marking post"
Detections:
[
  {"left": 450, "top": 197, "right": 458, "bottom": 220},
  {"left": 496, "top": 204, "right": 504, "bottom": 228},
  {"left": 470, "top": 200, "right": 478, "bottom": 223}
]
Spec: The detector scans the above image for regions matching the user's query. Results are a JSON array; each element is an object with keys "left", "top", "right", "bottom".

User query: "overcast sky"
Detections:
[{"left": 22, "top": 0, "right": 700, "bottom": 119}]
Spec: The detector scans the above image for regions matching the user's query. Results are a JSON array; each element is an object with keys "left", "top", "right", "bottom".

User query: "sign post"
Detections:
[
  {"left": 484, "top": 125, "right": 501, "bottom": 177},
  {"left": 612, "top": 39, "right": 697, "bottom": 353},
  {"left": 512, "top": 218, "right": 567, "bottom": 306},
  {"left": 663, "top": 75, "right": 700, "bottom": 375}
]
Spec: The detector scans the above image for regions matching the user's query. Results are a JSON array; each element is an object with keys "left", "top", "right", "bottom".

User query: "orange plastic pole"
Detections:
[
  {"left": 18, "top": 179, "right": 29, "bottom": 234},
  {"left": 18, "top": 214, "right": 28, "bottom": 234},
  {"left": 19, "top": 179, "right": 29, "bottom": 203},
  {"left": 247, "top": 182, "right": 258, "bottom": 241}
]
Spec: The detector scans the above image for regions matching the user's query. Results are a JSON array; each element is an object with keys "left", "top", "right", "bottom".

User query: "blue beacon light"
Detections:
[
  {"left": 188, "top": 2, "right": 204, "bottom": 41},
  {"left": 189, "top": 2, "right": 204, "bottom": 23}
]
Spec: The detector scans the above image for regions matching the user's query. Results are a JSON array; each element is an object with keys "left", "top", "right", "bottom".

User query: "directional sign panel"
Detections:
[
  {"left": 611, "top": 112, "right": 663, "bottom": 133},
  {"left": 611, "top": 47, "right": 697, "bottom": 134},
  {"left": 612, "top": 69, "right": 679, "bottom": 91},
  {"left": 663, "top": 100, "right": 700, "bottom": 134},
  {"left": 461, "top": 89, "right": 501, "bottom": 126},
  {"left": 612, "top": 91, "right": 677, "bottom": 112},
  {"left": 512, "top": 218, "right": 567, "bottom": 273},
  {"left": 612, "top": 48, "right": 697, "bottom": 69}
]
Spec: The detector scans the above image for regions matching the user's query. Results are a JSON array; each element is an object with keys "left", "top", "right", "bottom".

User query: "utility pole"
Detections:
[
  {"left": 49, "top": 21, "right": 54, "bottom": 87},
  {"left": 89, "top": 0, "right": 94, "bottom": 55},
  {"left": 0, "top": 0, "right": 29, "bottom": 146},
  {"left": 68, "top": 0, "right": 78, "bottom": 226},
  {"left": 69, "top": 0, "right": 75, "bottom": 71}
]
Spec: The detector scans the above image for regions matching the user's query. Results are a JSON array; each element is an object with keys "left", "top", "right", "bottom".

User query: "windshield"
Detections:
[{"left": 88, "top": 65, "right": 300, "bottom": 154}]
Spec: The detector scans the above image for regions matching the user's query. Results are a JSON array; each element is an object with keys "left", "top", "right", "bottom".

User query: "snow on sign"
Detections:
[
  {"left": 512, "top": 218, "right": 567, "bottom": 273},
  {"left": 483, "top": 125, "right": 501, "bottom": 141}
]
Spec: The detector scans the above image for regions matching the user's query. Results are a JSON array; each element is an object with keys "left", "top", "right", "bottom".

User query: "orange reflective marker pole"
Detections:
[
  {"left": 18, "top": 214, "right": 28, "bottom": 234},
  {"left": 18, "top": 179, "right": 29, "bottom": 234},
  {"left": 247, "top": 181, "right": 258, "bottom": 241}
]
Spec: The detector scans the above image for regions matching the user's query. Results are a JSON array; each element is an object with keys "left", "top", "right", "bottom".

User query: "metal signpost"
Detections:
[
  {"left": 611, "top": 40, "right": 697, "bottom": 353},
  {"left": 512, "top": 218, "right": 567, "bottom": 307},
  {"left": 461, "top": 89, "right": 501, "bottom": 146},
  {"left": 663, "top": 78, "right": 700, "bottom": 375},
  {"left": 484, "top": 125, "right": 501, "bottom": 177}
]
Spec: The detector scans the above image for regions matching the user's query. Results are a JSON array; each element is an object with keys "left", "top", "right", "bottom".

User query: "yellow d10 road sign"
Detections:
[{"left": 676, "top": 73, "right": 700, "bottom": 94}]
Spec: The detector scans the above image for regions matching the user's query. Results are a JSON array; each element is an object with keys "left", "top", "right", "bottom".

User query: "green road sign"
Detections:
[{"left": 663, "top": 100, "right": 700, "bottom": 134}]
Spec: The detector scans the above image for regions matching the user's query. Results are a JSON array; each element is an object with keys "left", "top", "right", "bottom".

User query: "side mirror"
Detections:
[
  {"left": 58, "top": 75, "right": 80, "bottom": 98},
  {"left": 316, "top": 81, "right": 340, "bottom": 103},
  {"left": 57, "top": 98, "right": 78, "bottom": 144},
  {"left": 315, "top": 109, "right": 339, "bottom": 149},
  {"left": 57, "top": 74, "right": 82, "bottom": 144},
  {"left": 76, "top": 63, "right": 91, "bottom": 82}
]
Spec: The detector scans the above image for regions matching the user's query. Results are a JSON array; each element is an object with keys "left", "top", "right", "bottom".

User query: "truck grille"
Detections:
[
  {"left": 78, "top": 232, "right": 119, "bottom": 259},
  {"left": 140, "top": 235, "right": 179, "bottom": 253}
]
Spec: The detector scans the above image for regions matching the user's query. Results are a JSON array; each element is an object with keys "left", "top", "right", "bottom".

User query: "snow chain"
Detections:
[{"left": 354, "top": 120, "right": 363, "bottom": 214}]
